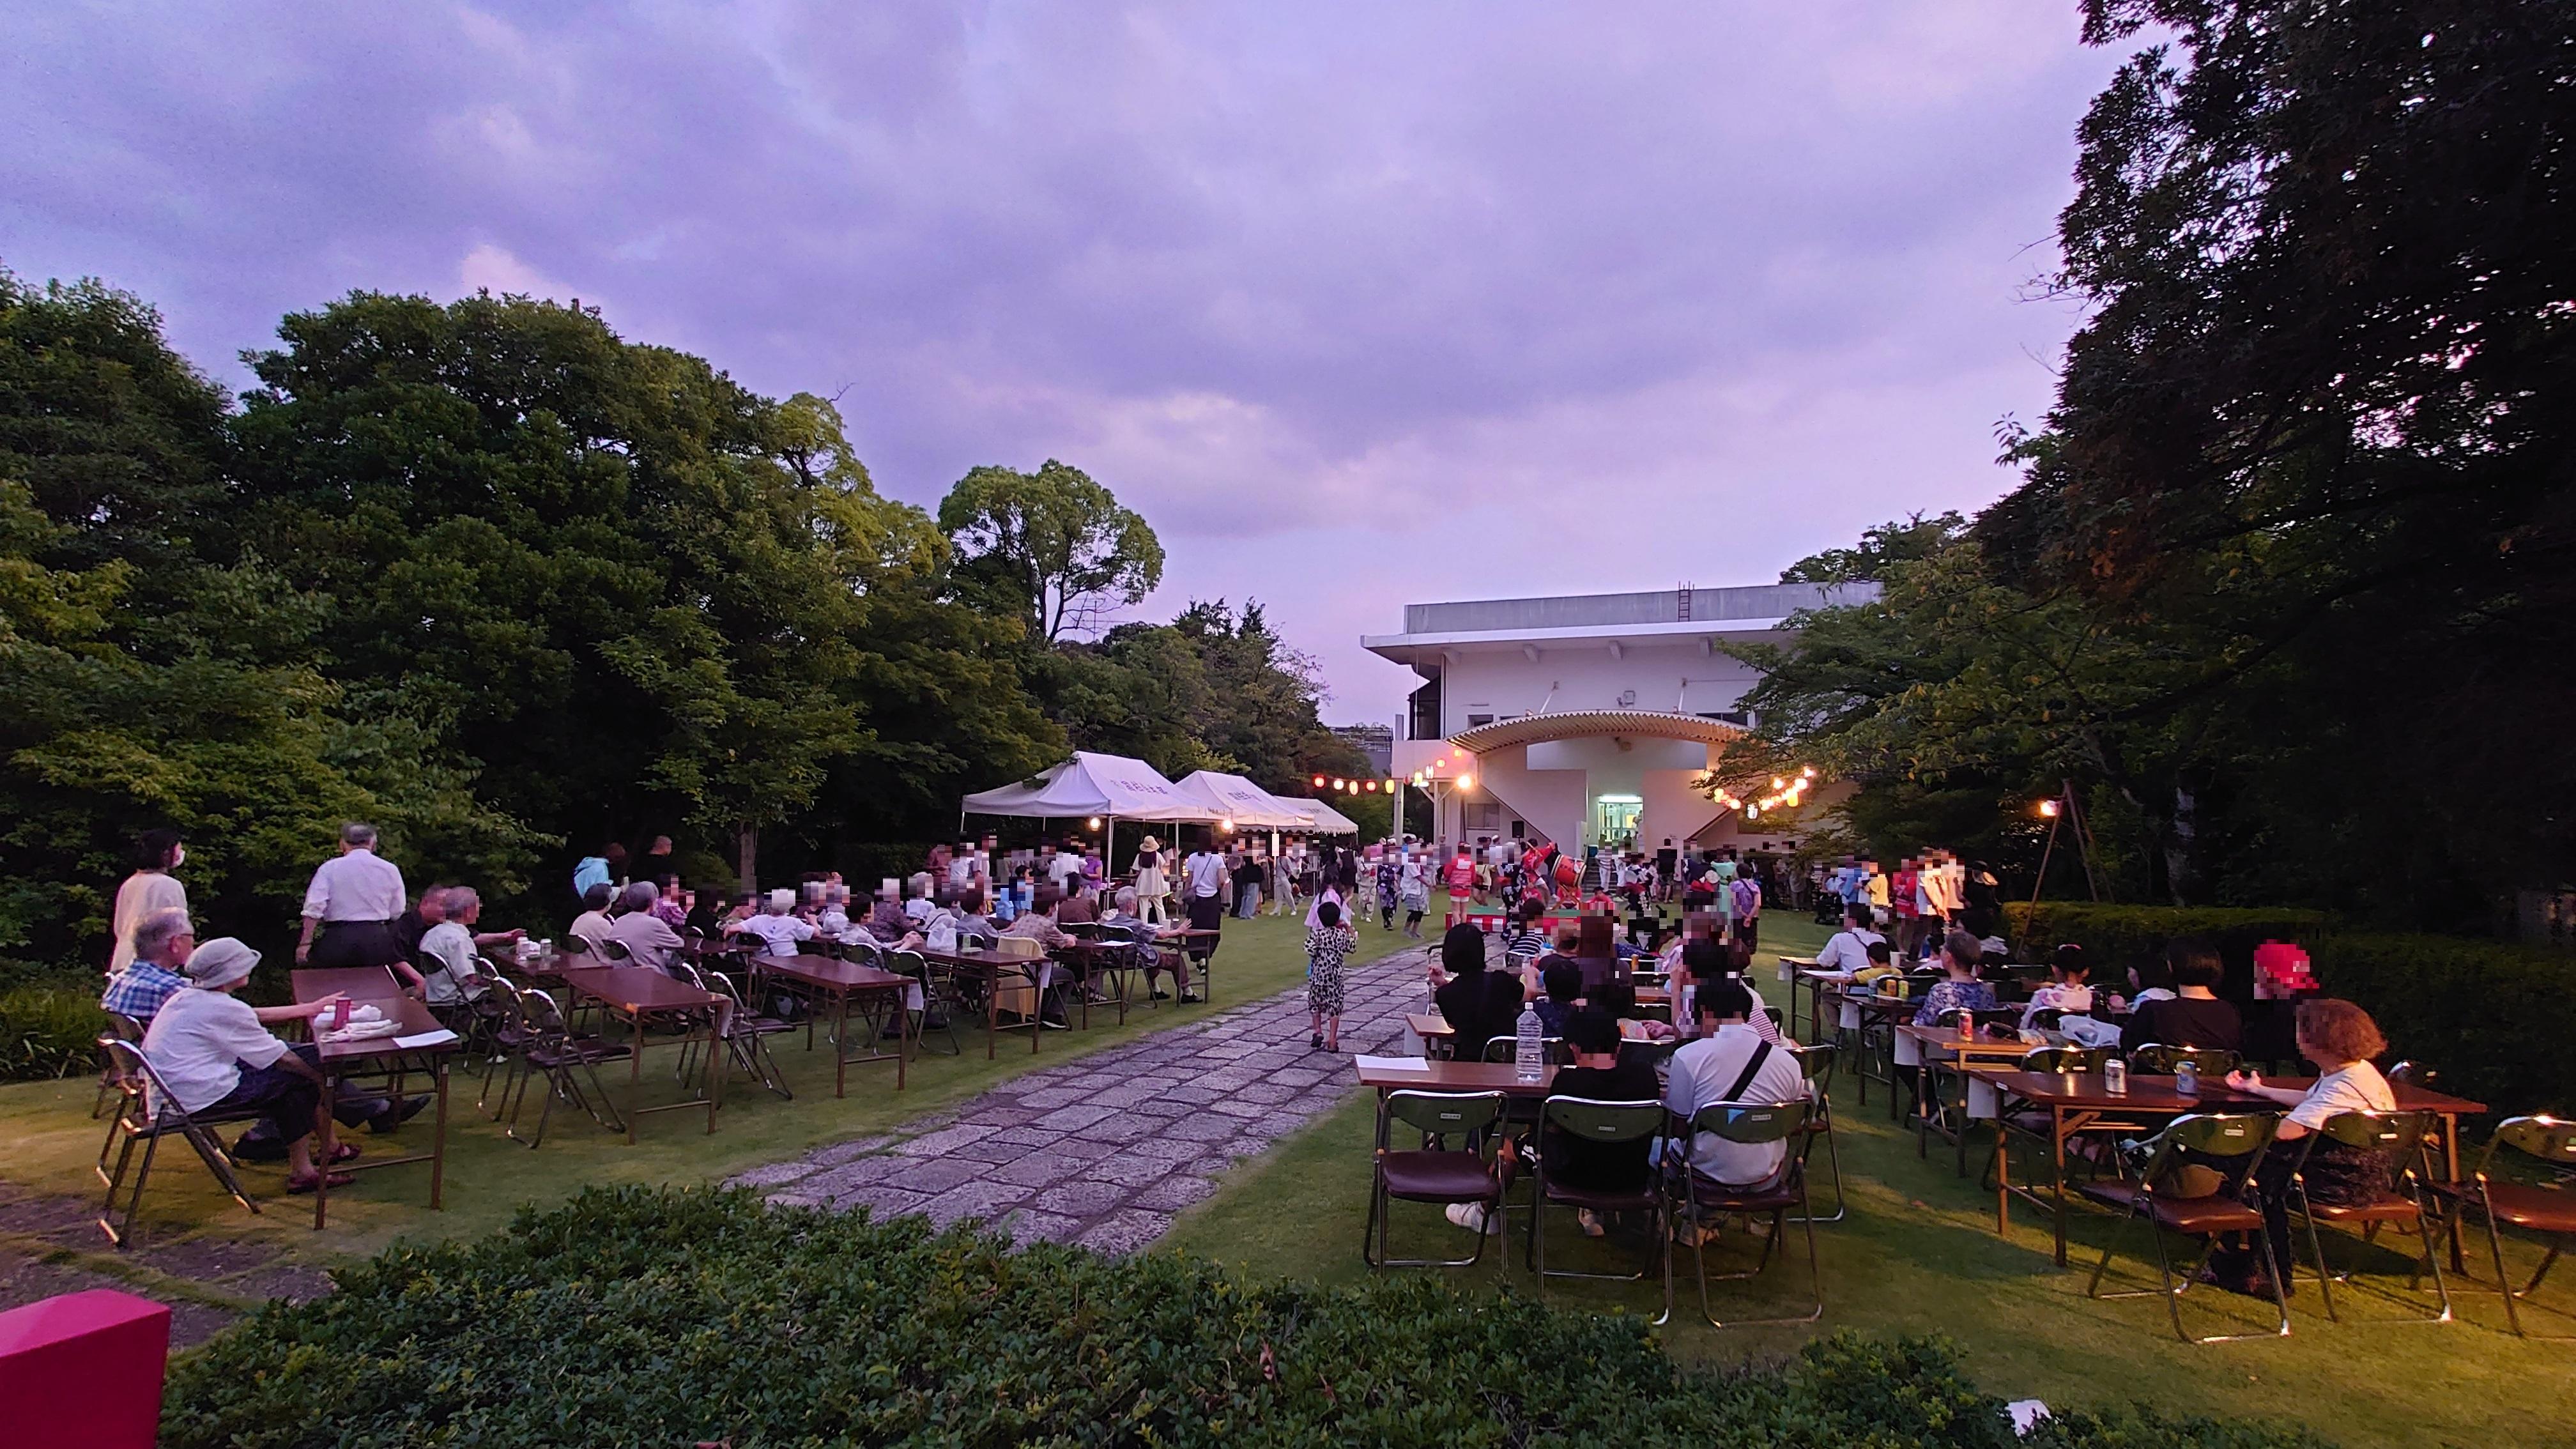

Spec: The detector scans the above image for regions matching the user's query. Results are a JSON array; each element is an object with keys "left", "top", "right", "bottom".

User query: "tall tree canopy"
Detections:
[
  {"left": 939, "top": 460, "right": 1164, "bottom": 640},
  {"left": 1731, "top": 0, "right": 2575, "bottom": 929}
]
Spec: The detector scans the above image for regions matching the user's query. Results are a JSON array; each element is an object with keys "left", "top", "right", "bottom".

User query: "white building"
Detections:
[{"left": 1363, "top": 583, "right": 1873, "bottom": 854}]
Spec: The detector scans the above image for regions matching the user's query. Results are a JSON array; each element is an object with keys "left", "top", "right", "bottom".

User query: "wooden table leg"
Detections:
[
  {"left": 834, "top": 989, "right": 850, "bottom": 1099},
  {"left": 626, "top": 1009, "right": 643, "bottom": 1145},
  {"left": 2051, "top": 1105, "right": 2071, "bottom": 1267},
  {"left": 429, "top": 1056, "right": 449, "bottom": 1209},
  {"left": 313, "top": 1070, "right": 335, "bottom": 1230},
  {"left": 895, "top": 984, "right": 908, "bottom": 1090},
  {"left": 706, "top": 1008, "right": 721, "bottom": 1135},
  {"left": 986, "top": 968, "right": 998, "bottom": 1060},
  {"left": 1993, "top": 1115, "right": 2010, "bottom": 1236}
]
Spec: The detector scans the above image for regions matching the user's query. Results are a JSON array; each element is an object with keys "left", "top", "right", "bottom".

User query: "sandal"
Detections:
[
  {"left": 287, "top": 1170, "right": 356, "bottom": 1195},
  {"left": 1310, "top": 1033, "right": 1324, "bottom": 1050},
  {"left": 328, "top": 1141, "right": 363, "bottom": 1164}
]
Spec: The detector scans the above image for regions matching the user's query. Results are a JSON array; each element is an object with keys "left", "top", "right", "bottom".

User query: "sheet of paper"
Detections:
[
  {"left": 393, "top": 1029, "right": 460, "bottom": 1049},
  {"left": 1353, "top": 1054, "right": 1432, "bottom": 1073}
]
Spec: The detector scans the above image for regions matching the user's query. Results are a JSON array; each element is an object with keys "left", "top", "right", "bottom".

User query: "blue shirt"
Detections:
[
  {"left": 572, "top": 856, "right": 611, "bottom": 898},
  {"left": 101, "top": 961, "right": 188, "bottom": 1026},
  {"left": 1912, "top": 977, "right": 1999, "bottom": 1027}
]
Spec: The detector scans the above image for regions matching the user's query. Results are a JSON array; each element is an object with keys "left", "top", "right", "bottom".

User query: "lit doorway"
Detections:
[{"left": 1592, "top": 793, "right": 1642, "bottom": 849}]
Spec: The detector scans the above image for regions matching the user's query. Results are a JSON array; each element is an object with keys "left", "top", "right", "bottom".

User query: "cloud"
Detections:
[{"left": 0, "top": 0, "right": 2129, "bottom": 726}]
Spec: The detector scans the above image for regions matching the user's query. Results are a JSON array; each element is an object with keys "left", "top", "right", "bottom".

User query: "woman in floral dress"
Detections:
[{"left": 1306, "top": 900, "right": 1356, "bottom": 1052}]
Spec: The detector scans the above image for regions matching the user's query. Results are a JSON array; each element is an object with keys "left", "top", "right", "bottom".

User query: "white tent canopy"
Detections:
[
  {"left": 1171, "top": 770, "right": 1309, "bottom": 830},
  {"left": 960, "top": 752, "right": 1225, "bottom": 824},
  {"left": 1276, "top": 797, "right": 1361, "bottom": 835}
]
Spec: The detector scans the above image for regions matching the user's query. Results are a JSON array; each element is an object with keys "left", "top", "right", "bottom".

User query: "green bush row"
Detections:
[
  {"left": 1, "top": 976, "right": 103, "bottom": 1081},
  {"left": 164, "top": 1186, "right": 2328, "bottom": 1449},
  {"left": 2006, "top": 903, "right": 2573, "bottom": 1114}
]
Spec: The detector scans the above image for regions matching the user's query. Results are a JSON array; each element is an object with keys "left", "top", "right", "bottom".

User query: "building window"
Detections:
[
  {"left": 1466, "top": 713, "right": 1494, "bottom": 728},
  {"left": 1464, "top": 802, "right": 1502, "bottom": 832},
  {"left": 1407, "top": 678, "right": 1443, "bottom": 740}
]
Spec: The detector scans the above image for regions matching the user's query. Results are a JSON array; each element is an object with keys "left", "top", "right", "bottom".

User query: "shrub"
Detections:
[
  {"left": 2007, "top": 903, "right": 2576, "bottom": 1114},
  {"left": 162, "top": 1187, "right": 2329, "bottom": 1449},
  {"left": 1, "top": 976, "right": 104, "bottom": 1081}
]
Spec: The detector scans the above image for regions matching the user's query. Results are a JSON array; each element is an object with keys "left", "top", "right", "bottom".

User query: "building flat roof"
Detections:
[{"left": 1363, "top": 583, "right": 1873, "bottom": 666}]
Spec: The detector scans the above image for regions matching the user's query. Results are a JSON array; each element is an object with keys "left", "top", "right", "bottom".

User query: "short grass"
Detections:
[
  {"left": 1162, "top": 915, "right": 2576, "bottom": 1449},
  {"left": 0, "top": 905, "right": 1413, "bottom": 1277}
]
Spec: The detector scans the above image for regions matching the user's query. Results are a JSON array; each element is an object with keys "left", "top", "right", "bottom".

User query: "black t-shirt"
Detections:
[
  {"left": 395, "top": 908, "right": 434, "bottom": 970},
  {"left": 1544, "top": 1059, "right": 1662, "bottom": 1192},
  {"left": 1233, "top": 860, "right": 1264, "bottom": 888},
  {"left": 2121, "top": 995, "right": 2244, "bottom": 1054},
  {"left": 1435, "top": 970, "right": 1525, "bottom": 1062}
]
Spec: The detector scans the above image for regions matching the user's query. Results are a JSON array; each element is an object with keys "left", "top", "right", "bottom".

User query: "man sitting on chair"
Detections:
[
  {"left": 1662, "top": 980, "right": 1808, "bottom": 1241},
  {"left": 1103, "top": 885, "right": 1198, "bottom": 1004}
]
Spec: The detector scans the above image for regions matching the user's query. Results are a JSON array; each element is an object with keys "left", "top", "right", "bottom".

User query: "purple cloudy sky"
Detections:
[{"left": 2, "top": 3, "right": 2125, "bottom": 727}]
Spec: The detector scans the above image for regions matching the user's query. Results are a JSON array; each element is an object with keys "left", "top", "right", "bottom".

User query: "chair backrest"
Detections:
[
  {"left": 519, "top": 987, "right": 572, "bottom": 1039},
  {"left": 1541, "top": 1095, "right": 1664, "bottom": 1143},
  {"left": 2020, "top": 1045, "right": 2105, "bottom": 1074},
  {"left": 1482, "top": 1034, "right": 1568, "bottom": 1065},
  {"left": 2137, "top": 1112, "right": 2275, "bottom": 1199},
  {"left": 105, "top": 1010, "right": 146, "bottom": 1043},
  {"left": 990, "top": 935, "right": 1046, "bottom": 960},
  {"left": 2387, "top": 1059, "right": 2436, "bottom": 1088},
  {"left": 2490, "top": 1114, "right": 2576, "bottom": 1171},
  {"left": 595, "top": 936, "right": 633, "bottom": 963},
  {"left": 564, "top": 934, "right": 595, "bottom": 958},
  {"left": 891, "top": 948, "right": 929, "bottom": 979},
  {"left": 102, "top": 1037, "right": 181, "bottom": 1124},
  {"left": 1386, "top": 1089, "right": 1506, "bottom": 1137},
  {"left": 1792, "top": 1041, "right": 1836, "bottom": 1092},
  {"left": 2128, "top": 1043, "right": 2241, "bottom": 1077},
  {"left": 1684, "top": 1099, "right": 1808, "bottom": 1144},
  {"left": 671, "top": 961, "right": 708, "bottom": 990},
  {"left": 2307, "top": 1108, "right": 2433, "bottom": 1193}
]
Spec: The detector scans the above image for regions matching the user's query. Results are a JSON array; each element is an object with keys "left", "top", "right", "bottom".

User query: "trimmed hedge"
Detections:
[
  {"left": 2006, "top": 903, "right": 2575, "bottom": 1115},
  {"left": 1, "top": 976, "right": 103, "bottom": 1081},
  {"left": 163, "top": 1187, "right": 2327, "bottom": 1449}
]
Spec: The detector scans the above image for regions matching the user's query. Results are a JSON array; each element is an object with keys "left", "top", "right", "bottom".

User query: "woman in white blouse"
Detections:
[{"left": 2208, "top": 998, "right": 2398, "bottom": 1298}]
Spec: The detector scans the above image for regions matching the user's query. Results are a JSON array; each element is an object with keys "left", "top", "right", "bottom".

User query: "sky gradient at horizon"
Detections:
[{"left": 1, "top": 2, "right": 2126, "bottom": 726}]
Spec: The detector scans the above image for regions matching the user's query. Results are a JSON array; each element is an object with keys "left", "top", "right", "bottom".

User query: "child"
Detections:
[{"left": 1306, "top": 900, "right": 1356, "bottom": 1052}]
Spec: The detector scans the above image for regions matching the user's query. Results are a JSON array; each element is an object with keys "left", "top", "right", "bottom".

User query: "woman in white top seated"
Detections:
[
  {"left": 139, "top": 939, "right": 361, "bottom": 1193},
  {"left": 2208, "top": 998, "right": 2400, "bottom": 1298}
]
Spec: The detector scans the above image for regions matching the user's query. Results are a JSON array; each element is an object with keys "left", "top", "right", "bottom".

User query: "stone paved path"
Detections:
[{"left": 731, "top": 941, "right": 1437, "bottom": 1254}]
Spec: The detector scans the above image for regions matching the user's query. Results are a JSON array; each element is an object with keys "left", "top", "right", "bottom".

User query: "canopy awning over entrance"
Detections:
[
  {"left": 960, "top": 752, "right": 1225, "bottom": 823},
  {"left": 1445, "top": 709, "right": 1746, "bottom": 755},
  {"left": 1171, "top": 770, "right": 1309, "bottom": 829}
]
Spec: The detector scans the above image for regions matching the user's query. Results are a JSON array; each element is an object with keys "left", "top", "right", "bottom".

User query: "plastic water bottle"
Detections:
[
  {"left": 2175, "top": 1059, "right": 2200, "bottom": 1097},
  {"left": 1514, "top": 1004, "right": 1545, "bottom": 1083}
]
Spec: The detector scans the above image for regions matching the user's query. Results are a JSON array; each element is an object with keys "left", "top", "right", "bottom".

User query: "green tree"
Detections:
[{"left": 938, "top": 460, "right": 1163, "bottom": 641}]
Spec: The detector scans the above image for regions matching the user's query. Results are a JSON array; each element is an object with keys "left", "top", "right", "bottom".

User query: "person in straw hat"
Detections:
[{"left": 1130, "top": 834, "right": 1171, "bottom": 926}]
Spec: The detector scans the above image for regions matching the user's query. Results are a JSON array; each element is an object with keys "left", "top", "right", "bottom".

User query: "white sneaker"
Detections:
[{"left": 1445, "top": 1202, "right": 1491, "bottom": 1234}]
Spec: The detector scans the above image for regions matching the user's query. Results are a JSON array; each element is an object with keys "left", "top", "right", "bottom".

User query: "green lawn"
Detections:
[
  {"left": 0, "top": 906, "right": 1413, "bottom": 1283},
  {"left": 1163, "top": 914, "right": 2576, "bottom": 1449}
]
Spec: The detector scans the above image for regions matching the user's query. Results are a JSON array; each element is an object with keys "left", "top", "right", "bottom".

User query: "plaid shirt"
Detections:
[{"left": 100, "top": 961, "right": 188, "bottom": 1025}]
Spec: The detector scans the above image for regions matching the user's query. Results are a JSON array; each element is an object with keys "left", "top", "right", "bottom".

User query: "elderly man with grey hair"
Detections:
[
  {"left": 102, "top": 907, "right": 196, "bottom": 1026},
  {"left": 724, "top": 888, "right": 816, "bottom": 959},
  {"left": 1101, "top": 886, "right": 1197, "bottom": 1004},
  {"left": 606, "top": 880, "right": 686, "bottom": 974},
  {"left": 296, "top": 822, "right": 410, "bottom": 968}
]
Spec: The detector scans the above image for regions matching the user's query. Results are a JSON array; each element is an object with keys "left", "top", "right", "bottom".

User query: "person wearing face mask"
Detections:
[{"left": 109, "top": 829, "right": 189, "bottom": 976}]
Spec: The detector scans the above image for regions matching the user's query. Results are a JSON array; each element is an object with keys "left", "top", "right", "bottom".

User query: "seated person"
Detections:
[
  {"left": 1663, "top": 980, "right": 1810, "bottom": 1201},
  {"left": 1593, "top": 979, "right": 1676, "bottom": 1043},
  {"left": 1055, "top": 888, "right": 1098, "bottom": 927},
  {"left": 102, "top": 907, "right": 195, "bottom": 1027},
  {"left": 2021, "top": 942, "right": 2096, "bottom": 1028},
  {"left": 139, "top": 938, "right": 420, "bottom": 1193},
  {"left": 1529, "top": 1009, "right": 1663, "bottom": 1235},
  {"left": 1571, "top": 914, "right": 1621, "bottom": 990},
  {"left": 1431, "top": 924, "right": 1523, "bottom": 1061},
  {"left": 419, "top": 887, "right": 509, "bottom": 1005},
  {"left": 1002, "top": 886, "right": 1078, "bottom": 1028},
  {"left": 2120, "top": 937, "right": 2242, "bottom": 1054},
  {"left": 724, "top": 890, "right": 817, "bottom": 958},
  {"left": 569, "top": 882, "right": 617, "bottom": 949},
  {"left": 2210, "top": 999, "right": 2399, "bottom": 1299},
  {"left": 1500, "top": 898, "right": 1549, "bottom": 974},
  {"left": 1101, "top": 887, "right": 1195, "bottom": 1002},
  {"left": 1912, "top": 930, "right": 1998, "bottom": 1026},
  {"left": 903, "top": 873, "right": 940, "bottom": 926},
  {"left": 605, "top": 881, "right": 685, "bottom": 974},
  {"left": 949, "top": 887, "right": 995, "bottom": 943},
  {"left": 816, "top": 884, "right": 853, "bottom": 935},
  {"left": 1814, "top": 899, "right": 1885, "bottom": 975},
  {"left": 1532, "top": 962, "right": 1583, "bottom": 1037},
  {"left": 1850, "top": 936, "right": 1901, "bottom": 993}
]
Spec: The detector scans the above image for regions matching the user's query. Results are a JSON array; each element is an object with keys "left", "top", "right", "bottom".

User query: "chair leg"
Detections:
[
  {"left": 2298, "top": 1190, "right": 2341, "bottom": 1324},
  {"left": 2483, "top": 1201, "right": 2525, "bottom": 1337}
]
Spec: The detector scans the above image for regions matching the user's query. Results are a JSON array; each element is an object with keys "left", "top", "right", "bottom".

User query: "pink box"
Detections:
[{"left": 0, "top": 1289, "right": 171, "bottom": 1449}]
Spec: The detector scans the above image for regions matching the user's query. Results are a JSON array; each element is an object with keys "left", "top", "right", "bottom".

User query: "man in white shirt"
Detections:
[
  {"left": 1183, "top": 843, "right": 1230, "bottom": 932},
  {"left": 1046, "top": 842, "right": 1083, "bottom": 894},
  {"left": 724, "top": 889, "right": 817, "bottom": 958},
  {"left": 1663, "top": 980, "right": 1809, "bottom": 1189},
  {"left": 140, "top": 937, "right": 377, "bottom": 1193},
  {"left": 605, "top": 882, "right": 686, "bottom": 974},
  {"left": 1813, "top": 900, "right": 1886, "bottom": 975},
  {"left": 295, "top": 822, "right": 409, "bottom": 967}
]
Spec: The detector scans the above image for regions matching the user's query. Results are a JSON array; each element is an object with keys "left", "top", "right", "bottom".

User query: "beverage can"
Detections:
[
  {"left": 332, "top": 997, "right": 352, "bottom": 1029},
  {"left": 2103, "top": 1057, "right": 2129, "bottom": 1094},
  {"left": 2176, "top": 1059, "right": 2199, "bottom": 1096}
]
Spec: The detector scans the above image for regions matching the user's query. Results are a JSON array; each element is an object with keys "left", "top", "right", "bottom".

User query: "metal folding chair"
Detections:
[
  {"left": 1364, "top": 1090, "right": 1508, "bottom": 1269},
  {"left": 2082, "top": 1112, "right": 2287, "bottom": 1343},
  {"left": 2288, "top": 1110, "right": 2451, "bottom": 1325},
  {"left": 95, "top": 1038, "right": 267, "bottom": 1247},
  {"left": 1666, "top": 1100, "right": 1823, "bottom": 1327},
  {"left": 1526, "top": 1096, "right": 1669, "bottom": 1323},
  {"left": 2430, "top": 1114, "right": 2576, "bottom": 1338},
  {"left": 504, "top": 988, "right": 632, "bottom": 1148}
]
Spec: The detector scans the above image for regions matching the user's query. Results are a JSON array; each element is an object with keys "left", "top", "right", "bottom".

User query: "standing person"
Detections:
[
  {"left": 1183, "top": 838, "right": 1230, "bottom": 933},
  {"left": 1655, "top": 838, "right": 1680, "bottom": 904},
  {"left": 1443, "top": 843, "right": 1477, "bottom": 910},
  {"left": 1729, "top": 868, "right": 1763, "bottom": 953},
  {"left": 1231, "top": 850, "right": 1264, "bottom": 919},
  {"left": 634, "top": 835, "right": 675, "bottom": 887},
  {"left": 572, "top": 842, "right": 629, "bottom": 901},
  {"left": 1399, "top": 847, "right": 1432, "bottom": 938},
  {"left": 1889, "top": 857, "right": 1922, "bottom": 958},
  {"left": 1305, "top": 900, "right": 1356, "bottom": 1052},
  {"left": 107, "top": 829, "right": 188, "bottom": 976},
  {"left": 1374, "top": 849, "right": 1400, "bottom": 930},
  {"left": 295, "top": 824, "right": 409, "bottom": 968},
  {"left": 1131, "top": 835, "right": 1172, "bottom": 925}
]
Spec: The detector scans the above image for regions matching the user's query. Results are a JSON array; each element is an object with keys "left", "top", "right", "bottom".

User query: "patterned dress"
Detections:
[{"left": 1306, "top": 924, "right": 1356, "bottom": 1015}]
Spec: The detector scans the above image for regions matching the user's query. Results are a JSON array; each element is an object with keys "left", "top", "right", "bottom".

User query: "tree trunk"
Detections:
[
  {"left": 2166, "top": 784, "right": 2199, "bottom": 907},
  {"left": 737, "top": 822, "right": 758, "bottom": 896}
]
